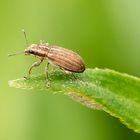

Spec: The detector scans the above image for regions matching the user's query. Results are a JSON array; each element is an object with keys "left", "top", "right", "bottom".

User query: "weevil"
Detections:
[{"left": 9, "top": 30, "right": 86, "bottom": 79}]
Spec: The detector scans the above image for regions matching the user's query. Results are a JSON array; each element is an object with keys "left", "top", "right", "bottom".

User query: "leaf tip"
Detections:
[
  {"left": 8, "top": 78, "right": 29, "bottom": 89},
  {"left": 8, "top": 80, "right": 15, "bottom": 87}
]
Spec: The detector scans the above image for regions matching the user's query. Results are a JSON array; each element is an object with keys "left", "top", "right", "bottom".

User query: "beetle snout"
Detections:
[{"left": 24, "top": 49, "right": 30, "bottom": 55}]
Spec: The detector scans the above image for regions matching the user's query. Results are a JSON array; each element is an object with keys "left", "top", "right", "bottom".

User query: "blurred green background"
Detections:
[{"left": 0, "top": 0, "right": 140, "bottom": 140}]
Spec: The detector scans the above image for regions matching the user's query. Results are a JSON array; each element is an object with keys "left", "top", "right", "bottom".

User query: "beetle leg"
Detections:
[
  {"left": 71, "top": 73, "right": 77, "bottom": 80},
  {"left": 59, "top": 67, "right": 71, "bottom": 74},
  {"left": 40, "top": 40, "right": 45, "bottom": 45},
  {"left": 40, "top": 40, "right": 49, "bottom": 46},
  {"left": 40, "top": 40, "right": 43, "bottom": 44},
  {"left": 59, "top": 67, "right": 77, "bottom": 80},
  {"left": 45, "top": 62, "right": 50, "bottom": 79},
  {"left": 24, "top": 58, "right": 44, "bottom": 79}
]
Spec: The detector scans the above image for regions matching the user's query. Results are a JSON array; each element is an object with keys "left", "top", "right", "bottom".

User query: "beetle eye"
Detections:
[
  {"left": 29, "top": 50, "right": 34, "bottom": 54},
  {"left": 24, "top": 49, "right": 34, "bottom": 55}
]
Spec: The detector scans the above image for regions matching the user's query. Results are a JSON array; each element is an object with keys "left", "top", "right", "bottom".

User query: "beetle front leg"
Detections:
[
  {"left": 45, "top": 62, "right": 50, "bottom": 80},
  {"left": 24, "top": 59, "right": 44, "bottom": 79}
]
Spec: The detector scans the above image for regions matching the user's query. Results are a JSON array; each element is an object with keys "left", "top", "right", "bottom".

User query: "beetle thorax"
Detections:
[{"left": 24, "top": 44, "right": 50, "bottom": 57}]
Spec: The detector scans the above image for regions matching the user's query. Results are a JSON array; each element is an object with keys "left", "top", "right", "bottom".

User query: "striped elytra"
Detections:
[
  {"left": 47, "top": 46, "right": 85, "bottom": 72},
  {"left": 24, "top": 44, "right": 85, "bottom": 73}
]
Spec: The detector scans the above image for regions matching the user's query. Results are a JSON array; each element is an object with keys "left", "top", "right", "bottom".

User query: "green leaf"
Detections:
[{"left": 8, "top": 68, "right": 140, "bottom": 133}]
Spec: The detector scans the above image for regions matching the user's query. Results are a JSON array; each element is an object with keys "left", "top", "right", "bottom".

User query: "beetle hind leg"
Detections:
[{"left": 59, "top": 67, "right": 77, "bottom": 80}]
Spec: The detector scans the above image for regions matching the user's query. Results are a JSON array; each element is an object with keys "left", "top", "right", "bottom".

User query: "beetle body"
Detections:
[{"left": 24, "top": 44, "right": 85, "bottom": 74}]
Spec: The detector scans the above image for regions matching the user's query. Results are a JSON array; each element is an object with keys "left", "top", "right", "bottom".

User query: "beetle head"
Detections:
[
  {"left": 24, "top": 43, "right": 50, "bottom": 57},
  {"left": 24, "top": 44, "right": 37, "bottom": 55}
]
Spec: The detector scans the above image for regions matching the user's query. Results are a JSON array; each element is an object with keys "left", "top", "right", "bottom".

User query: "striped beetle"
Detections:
[{"left": 9, "top": 31, "right": 85, "bottom": 79}]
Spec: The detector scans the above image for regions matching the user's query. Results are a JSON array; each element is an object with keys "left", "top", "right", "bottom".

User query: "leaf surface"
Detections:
[{"left": 9, "top": 68, "right": 140, "bottom": 133}]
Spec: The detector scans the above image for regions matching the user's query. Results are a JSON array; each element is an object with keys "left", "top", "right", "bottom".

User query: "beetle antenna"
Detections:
[
  {"left": 8, "top": 51, "right": 24, "bottom": 57},
  {"left": 22, "top": 29, "right": 28, "bottom": 47}
]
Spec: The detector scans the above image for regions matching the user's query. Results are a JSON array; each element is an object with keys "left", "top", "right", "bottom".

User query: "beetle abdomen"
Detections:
[{"left": 47, "top": 46, "right": 85, "bottom": 73}]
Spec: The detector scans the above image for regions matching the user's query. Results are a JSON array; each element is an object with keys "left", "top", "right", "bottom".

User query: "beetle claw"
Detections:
[{"left": 24, "top": 76, "right": 30, "bottom": 80}]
